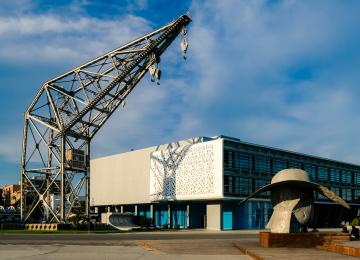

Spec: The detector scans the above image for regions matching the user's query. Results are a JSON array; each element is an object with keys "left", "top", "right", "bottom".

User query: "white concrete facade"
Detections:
[
  {"left": 90, "top": 146, "right": 155, "bottom": 206},
  {"left": 90, "top": 137, "right": 223, "bottom": 206}
]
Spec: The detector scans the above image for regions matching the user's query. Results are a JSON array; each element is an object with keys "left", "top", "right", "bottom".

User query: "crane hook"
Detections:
[
  {"left": 180, "top": 26, "right": 189, "bottom": 60},
  {"left": 181, "top": 26, "right": 187, "bottom": 36},
  {"left": 180, "top": 38, "right": 189, "bottom": 60},
  {"left": 149, "top": 63, "right": 161, "bottom": 85}
]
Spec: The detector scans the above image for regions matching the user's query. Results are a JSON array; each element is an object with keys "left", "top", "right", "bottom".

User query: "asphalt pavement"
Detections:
[
  {"left": 0, "top": 230, "right": 356, "bottom": 259},
  {"left": 0, "top": 230, "right": 256, "bottom": 245},
  {"left": 0, "top": 231, "right": 254, "bottom": 260}
]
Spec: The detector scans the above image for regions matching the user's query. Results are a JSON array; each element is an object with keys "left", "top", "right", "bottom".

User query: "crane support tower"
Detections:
[{"left": 20, "top": 14, "right": 191, "bottom": 223}]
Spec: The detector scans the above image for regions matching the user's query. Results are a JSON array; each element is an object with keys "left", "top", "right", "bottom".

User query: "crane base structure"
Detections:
[{"left": 20, "top": 14, "right": 191, "bottom": 223}]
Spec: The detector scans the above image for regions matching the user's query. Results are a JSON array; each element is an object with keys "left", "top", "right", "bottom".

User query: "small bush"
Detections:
[{"left": 350, "top": 217, "right": 360, "bottom": 226}]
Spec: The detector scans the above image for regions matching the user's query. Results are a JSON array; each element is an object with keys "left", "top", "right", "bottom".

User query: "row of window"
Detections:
[
  {"left": 224, "top": 175, "right": 269, "bottom": 196},
  {"left": 317, "top": 188, "right": 355, "bottom": 201},
  {"left": 224, "top": 150, "right": 360, "bottom": 185},
  {"left": 224, "top": 175, "right": 359, "bottom": 201}
]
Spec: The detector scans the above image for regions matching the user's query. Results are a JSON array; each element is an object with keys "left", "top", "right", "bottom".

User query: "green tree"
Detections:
[
  {"left": 68, "top": 200, "right": 86, "bottom": 227},
  {"left": 350, "top": 217, "right": 360, "bottom": 226}
]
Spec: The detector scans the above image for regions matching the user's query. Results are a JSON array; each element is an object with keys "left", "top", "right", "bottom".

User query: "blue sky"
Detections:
[{"left": 1, "top": 0, "right": 360, "bottom": 185}]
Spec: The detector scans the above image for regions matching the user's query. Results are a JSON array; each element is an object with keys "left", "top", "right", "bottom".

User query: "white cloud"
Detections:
[
  {"left": 2, "top": 0, "right": 360, "bottom": 169},
  {"left": 125, "top": 0, "right": 148, "bottom": 11},
  {"left": 166, "top": 0, "right": 360, "bottom": 163},
  {"left": 91, "top": 0, "right": 360, "bottom": 164},
  {"left": 0, "top": 0, "right": 34, "bottom": 16},
  {"left": 0, "top": 7, "right": 153, "bottom": 162},
  {"left": 0, "top": 14, "right": 151, "bottom": 63}
]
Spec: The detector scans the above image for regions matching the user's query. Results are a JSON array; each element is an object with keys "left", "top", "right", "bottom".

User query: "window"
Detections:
[
  {"left": 225, "top": 176, "right": 253, "bottom": 195},
  {"left": 273, "top": 159, "right": 287, "bottom": 174},
  {"left": 224, "top": 175, "right": 230, "bottom": 193},
  {"left": 234, "top": 176, "right": 240, "bottom": 193},
  {"left": 305, "top": 164, "right": 316, "bottom": 181},
  {"left": 255, "top": 156, "right": 270, "bottom": 174},
  {"left": 331, "top": 187, "right": 340, "bottom": 196},
  {"left": 224, "top": 150, "right": 234, "bottom": 168},
  {"left": 355, "top": 172, "right": 360, "bottom": 185},
  {"left": 229, "top": 176, "right": 233, "bottom": 193},
  {"left": 234, "top": 153, "right": 240, "bottom": 169},
  {"left": 329, "top": 169, "right": 340, "bottom": 183},
  {"left": 354, "top": 189, "right": 360, "bottom": 201},
  {"left": 254, "top": 179, "right": 270, "bottom": 197},
  {"left": 238, "top": 177, "right": 252, "bottom": 195},
  {"left": 342, "top": 188, "right": 352, "bottom": 201},
  {"left": 254, "top": 179, "right": 269, "bottom": 190},
  {"left": 317, "top": 167, "right": 328, "bottom": 181},
  {"left": 342, "top": 171, "right": 352, "bottom": 184},
  {"left": 236, "top": 153, "right": 252, "bottom": 170},
  {"left": 224, "top": 175, "right": 237, "bottom": 193},
  {"left": 317, "top": 193, "right": 327, "bottom": 200},
  {"left": 289, "top": 161, "right": 303, "bottom": 169}
]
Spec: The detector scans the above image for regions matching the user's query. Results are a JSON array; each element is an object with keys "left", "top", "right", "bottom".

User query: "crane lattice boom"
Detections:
[{"left": 20, "top": 14, "right": 191, "bottom": 223}]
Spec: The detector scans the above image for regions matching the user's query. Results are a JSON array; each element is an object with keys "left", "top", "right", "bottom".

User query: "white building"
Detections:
[{"left": 91, "top": 135, "right": 360, "bottom": 230}]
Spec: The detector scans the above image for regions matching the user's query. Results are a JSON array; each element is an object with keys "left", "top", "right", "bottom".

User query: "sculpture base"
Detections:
[{"left": 259, "top": 231, "right": 350, "bottom": 248}]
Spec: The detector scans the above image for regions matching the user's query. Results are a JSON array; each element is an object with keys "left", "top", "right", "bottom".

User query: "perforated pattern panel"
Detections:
[{"left": 150, "top": 143, "right": 216, "bottom": 200}]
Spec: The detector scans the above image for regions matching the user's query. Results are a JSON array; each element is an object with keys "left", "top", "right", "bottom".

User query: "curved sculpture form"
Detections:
[
  {"left": 240, "top": 169, "right": 350, "bottom": 233},
  {"left": 108, "top": 213, "right": 140, "bottom": 231}
]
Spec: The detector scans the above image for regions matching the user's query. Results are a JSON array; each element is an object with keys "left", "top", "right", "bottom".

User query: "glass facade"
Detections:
[
  {"left": 331, "top": 187, "right": 340, "bottom": 196},
  {"left": 223, "top": 139, "right": 360, "bottom": 204},
  {"left": 224, "top": 150, "right": 233, "bottom": 168},
  {"left": 355, "top": 189, "right": 360, "bottom": 201},
  {"left": 224, "top": 175, "right": 252, "bottom": 195},
  {"left": 238, "top": 153, "right": 252, "bottom": 171},
  {"left": 317, "top": 167, "right": 328, "bottom": 181},
  {"left": 254, "top": 179, "right": 270, "bottom": 197},
  {"left": 355, "top": 172, "right": 360, "bottom": 185},
  {"left": 238, "top": 177, "right": 252, "bottom": 195},
  {"left": 342, "top": 188, "right": 352, "bottom": 201},
  {"left": 254, "top": 156, "right": 271, "bottom": 174},
  {"left": 329, "top": 169, "right": 340, "bottom": 183},
  {"left": 342, "top": 171, "right": 352, "bottom": 184},
  {"left": 273, "top": 159, "right": 287, "bottom": 174},
  {"left": 317, "top": 191, "right": 327, "bottom": 200},
  {"left": 305, "top": 164, "right": 316, "bottom": 181},
  {"left": 289, "top": 161, "right": 303, "bottom": 169}
]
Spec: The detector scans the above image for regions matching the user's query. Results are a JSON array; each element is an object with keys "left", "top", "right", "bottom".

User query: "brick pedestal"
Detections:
[{"left": 259, "top": 231, "right": 350, "bottom": 248}]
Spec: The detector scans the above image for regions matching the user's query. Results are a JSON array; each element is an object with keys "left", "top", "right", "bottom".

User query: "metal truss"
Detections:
[{"left": 20, "top": 14, "right": 191, "bottom": 223}]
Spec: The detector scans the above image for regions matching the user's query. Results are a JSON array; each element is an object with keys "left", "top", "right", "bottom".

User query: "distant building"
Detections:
[
  {"left": 90, "top": 136, "right": 360, "bottom": 230},
  {"left": 1, "top": 184, "right": 20, "bottom": 207},
  {"left": 0, "top": 184, "right": 21, "bottom": 223},
  {"left": 0, "top": 187, "right": 4, "bottom": 207}
]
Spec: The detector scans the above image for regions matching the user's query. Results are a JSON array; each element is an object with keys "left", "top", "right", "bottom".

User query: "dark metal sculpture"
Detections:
[
  {"left": 240, "top": 169, "right": 350, "bottom": 233},
  {"left": 20, "top": 14, "right": 191, "bottom": 223}
]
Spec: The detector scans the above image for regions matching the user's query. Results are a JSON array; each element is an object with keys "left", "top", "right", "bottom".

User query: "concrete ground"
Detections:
[
  {"left": 342, "top": 241, "right": 360, "bottom": 249},
  {"left": 0, "top": 230, "right": 357, "bottom": 259},
  {"left": 0, "top": 244, "right": 252, "bottom": 260},
  {"left": 233, "top": 239, "right": 356, "bottom": 260}
]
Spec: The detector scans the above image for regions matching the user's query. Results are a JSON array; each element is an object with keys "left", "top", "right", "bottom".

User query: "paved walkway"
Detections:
[
  {"left": 0, "top": 230, "right": 357, "bottom": 259},
  {"left": 342, "top": 241, "right": 360, "bottom": 249},
  {"left": 0, "top": 244, "right": 252, "bottom": 260},
  {"left": 141, "top": 239, "right": 248, "bottom": 255},
  {"left": 139, "top": 238, "right": 356, "bottom": 259},
  {"left": 235, "top": 240, "right": 355, "bottom": 259}
]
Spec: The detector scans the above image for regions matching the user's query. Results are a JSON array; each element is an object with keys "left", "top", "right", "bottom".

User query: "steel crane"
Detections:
[{"left": 20, "top": 14, "right": 191, "bottom": 223}]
